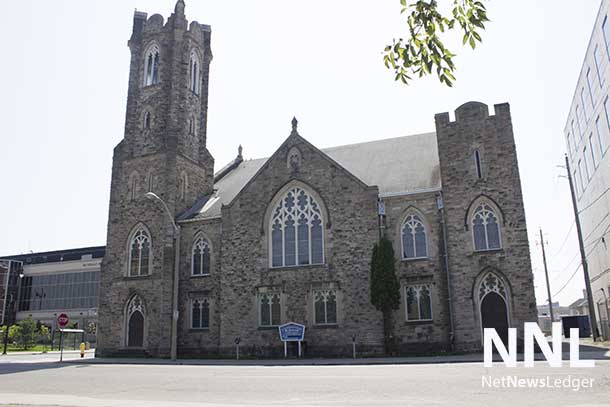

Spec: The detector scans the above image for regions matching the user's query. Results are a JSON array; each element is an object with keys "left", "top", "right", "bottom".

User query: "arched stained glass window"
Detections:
[
  {"left": 401, "top": 214, "right": 428, "bottom": 259},
  {"left": 472, "top": 203, "right": 501, "bottom": 251},
  {"left": 144, "top": 45, "right": 160, "bottom": 86},
  {"left": 270, "top": 186, "right": 324, "bottom": 267},
  {"left": 129, "top": 228, "right": 151, "bottom": 276},
  {"left": 192, "top": 236, "right": 210, "bottom": 276}
]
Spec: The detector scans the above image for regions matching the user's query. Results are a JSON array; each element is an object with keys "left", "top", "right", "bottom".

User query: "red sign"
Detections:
[{"left": 57, "top": 313, "right": 69, "bottom": 328}]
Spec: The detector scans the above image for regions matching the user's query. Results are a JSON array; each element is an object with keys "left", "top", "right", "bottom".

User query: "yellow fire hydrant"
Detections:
[{"left": 79, "top": 342, "right": 86, "bottom": 358}]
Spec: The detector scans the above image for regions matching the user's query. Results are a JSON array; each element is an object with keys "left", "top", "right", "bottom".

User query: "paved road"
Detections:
[{"left": 0, "top": 356, "right": 609, "bottom": 406}]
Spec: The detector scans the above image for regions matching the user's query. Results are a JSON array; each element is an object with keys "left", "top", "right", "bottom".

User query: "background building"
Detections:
[
  {"left": 1, "top": 246, "right": 104, "bottom": 345},
  {"left": 563, "top": 0, "right": 610, "bottom": 340}
]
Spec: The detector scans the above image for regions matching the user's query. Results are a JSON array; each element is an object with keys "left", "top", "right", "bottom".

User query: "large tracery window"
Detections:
[
  {"left": 472, "top": 202, "right": 501, "bottom": 251},
  {"left": 401, "top": 214, "right": 428, "bottom": 259},
  {"left": 129, "top": 228, "right": 151, "bottom": 276},
  {"left": 144, "top": 45, "right": 160, "bottom": 86},
  {"left": 270, "top": 186, "right": 324, "bottom": 268},
  {"left": 189, "top": 50, "right": 200, "bottom": 95},
  {"left": 192, "top": 236, "right": 210, "bottom": 276}
]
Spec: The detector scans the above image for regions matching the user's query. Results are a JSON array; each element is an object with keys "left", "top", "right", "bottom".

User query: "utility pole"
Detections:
[
  {"left": 539, "top": 228, "right": 554, "bottom": 323},
  {"left": 565, "top": 155, "right": 600, "bottom": 341}
]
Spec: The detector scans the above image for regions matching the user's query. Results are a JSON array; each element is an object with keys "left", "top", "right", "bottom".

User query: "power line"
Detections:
[
  {"left": 552, "top": 263, "right": 582, "bottom": 297},
  {"left": 577, "top": 185, "right": 610, "bottom": 215},
  {"left": 551, "top": 220, "right": 575, "bottom": 258}
]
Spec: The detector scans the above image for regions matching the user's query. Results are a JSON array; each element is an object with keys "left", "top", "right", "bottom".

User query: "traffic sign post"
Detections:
[{"left": 278, "top": 322, "right": 305, "bottom": 358}]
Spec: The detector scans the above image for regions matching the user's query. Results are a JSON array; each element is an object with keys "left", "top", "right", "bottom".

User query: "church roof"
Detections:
[{"left": 181, "top": 132, "right": 440, "bottom": 221}]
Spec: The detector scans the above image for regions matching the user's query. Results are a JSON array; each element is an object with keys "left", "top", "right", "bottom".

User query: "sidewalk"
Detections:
[{"left": 65, "top": 346, "right": 610, "bottom": 367}]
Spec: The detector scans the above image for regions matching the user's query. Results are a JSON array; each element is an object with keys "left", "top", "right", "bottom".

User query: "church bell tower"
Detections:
[{"left": 97, "top": 1, "right": 214, "bottom": 357}]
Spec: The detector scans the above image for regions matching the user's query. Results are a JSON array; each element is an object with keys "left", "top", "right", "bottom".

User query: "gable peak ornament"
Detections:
[{"left": 291, "top": 116, "right": 298, "bottom": 135}]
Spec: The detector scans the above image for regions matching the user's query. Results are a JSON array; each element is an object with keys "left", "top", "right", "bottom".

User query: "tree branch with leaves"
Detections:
[{"left": 384, "top": 0, "right": 489, "bottom": 86}]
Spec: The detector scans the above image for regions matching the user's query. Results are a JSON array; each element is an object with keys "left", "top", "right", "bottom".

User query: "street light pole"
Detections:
[
  {"left": 565, "top": 155, "right": 600, "bottom": 341},
  {"left": 145, "top": 192, "right": 181, "bottom": 360}
]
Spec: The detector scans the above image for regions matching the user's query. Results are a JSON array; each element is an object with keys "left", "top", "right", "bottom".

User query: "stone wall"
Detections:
[
  {"left": 217, "top": 131, "right": 384, "bottom": 357},
  {"left": 435, "top": 102, "right": 538, "bottom": 351}
]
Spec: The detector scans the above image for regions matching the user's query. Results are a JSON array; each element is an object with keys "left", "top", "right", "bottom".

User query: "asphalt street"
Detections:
[{"left": 0, "top": 353, "right": 609, "bottom": 407}]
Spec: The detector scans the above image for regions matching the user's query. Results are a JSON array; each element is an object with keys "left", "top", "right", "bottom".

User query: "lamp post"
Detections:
[{"left": 145, "top": 192, "right": 181, "bottom": 361}]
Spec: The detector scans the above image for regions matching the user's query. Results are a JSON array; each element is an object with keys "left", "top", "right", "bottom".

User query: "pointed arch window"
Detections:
[
  {"left": 472, "top": 202, "right": 501, "bottom": 251},
  {"left": 401, "top": 214, "right": 428, "bottom": 259},
  {"left": 179, "top": 172, "right": 188, "bottom": 201},
  {"left": 144, "top": 45, "right": 160, "bottom": 86},
  {"left": 191, "top": 298, "right": 209, "bottom": 329},
  {"left": 129, "top": 173, "right": 138, "bottom": 201},
  {"left": 474, "top": 149, "right": 483, "bottom": 179},
  {"left": 189, "top": 50, "right": 200, "bottom": 95},
  {"left": 270, "top": 186, "right": 324, "bottom": 268},
  {"left": 192, "top": 236, "right": 210, "bottom": 276},
  {"left": 129, "top": 228, "right": 151, "bottom": 276},
  {"left": 144, "top": 111, "right": 151, "bottom": 130}
]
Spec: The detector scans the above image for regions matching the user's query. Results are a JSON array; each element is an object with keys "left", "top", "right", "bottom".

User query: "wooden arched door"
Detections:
[
  {"left": 481, "top": 292, "right": 509, "bottom": 345},
  {"left": 127, "top": 310, "right": 144, "bottom": 347}
]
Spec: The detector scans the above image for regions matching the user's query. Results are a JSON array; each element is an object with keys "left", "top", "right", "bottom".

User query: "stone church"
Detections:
[{"left": 97, "top": 1, "right": 538, "bottom": 358}]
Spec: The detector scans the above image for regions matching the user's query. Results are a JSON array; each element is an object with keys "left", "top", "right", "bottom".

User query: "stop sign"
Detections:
[{"left": 57, "top": 313, "right": 69, "bottom": 328}]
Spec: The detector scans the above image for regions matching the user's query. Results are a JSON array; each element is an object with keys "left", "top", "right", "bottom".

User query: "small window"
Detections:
[
  {"left": 589, "top": 133, "right": 598, "bottom": 169},
  {"left": 405, "top": 285, "right": 432, "bottom": 321},
  {"left": 573, "top": 170, "right": 580, "bottom": 196},
  {"left": 192, "top": 236, "right": 210, "bottom": 276},
  {"left": 603, "top": 16, "right": 610, "bottom": 58},
  {"left": 567, "top": 132, "right": 574, "bottom": 158},
  {"left": 191, "top": 298, "right": 209, "bottom": 329},
  {"left": 401, "top": 214, "right": 428, "bottom": 259},
  {"left": 586, "top": 69, "right": 594, "bottom": 105},
  {"left": 583, "top": 146, "right": 592, "bottom": 180},
  {"left": 578, "top": 159, "right": 586, "bottom": 189},
  {"left": 147, "top": 171, "right": 154, "bottom": 192},
  {"left": 259, "top": 293, "right": 281, "bottom": 327},
  {"left": 179, "top": 171, "right": 188, "bottom": 201},
  {"left": 474, "top": 149, "right": 483, "bottom": 179},
  {"left": 571, "top": 120, "right": 578, "bottom": 143},
  {"left": 472, "top": 202, "right": 501, "bottom": 251},
  {"left": 594, "top": 45, "right": 604, "bottom": 86},
  {"left": 189, "top": 116, "right": 196, "bottom": 136},
  {"left": 189, "top": 50, "right": 201, "bottom": 95},
  {"left": 595, "top": 115, "right": 608, "bottom": 156},
  {"left": 144, "top": 45, "right": 160, "bottom": 86},
  {"left": 575, "top": 106, "right": 583, "bottom": 138},
  {"left": 144, "top": 112, "right": 151, "bottom": 129},
  {"left": 581, "top": 88, "right": 589, "bottom": 122},
  {"left": 129, "top": 173, "right": 138, "bottom": 201},
  {"left": 129, "top": 228, "right": 151, "bottom": 277},
  {"left": 313, "top": 289, "right": 337, "bottom": 325}
]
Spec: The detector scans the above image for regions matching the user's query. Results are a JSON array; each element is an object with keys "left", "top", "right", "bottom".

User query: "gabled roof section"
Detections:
[{"left": 181, "top": 131, "right": 441, "bottom": 221}]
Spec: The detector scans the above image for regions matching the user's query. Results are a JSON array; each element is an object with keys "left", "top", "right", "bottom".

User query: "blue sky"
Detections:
[{"left": 0, "top": 0, "right": 600, "bottom": 306}]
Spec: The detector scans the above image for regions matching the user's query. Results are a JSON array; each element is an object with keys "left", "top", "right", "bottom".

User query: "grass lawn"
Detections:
[{"left": 5, "top": 344, "right": 52, "bottom": 353}]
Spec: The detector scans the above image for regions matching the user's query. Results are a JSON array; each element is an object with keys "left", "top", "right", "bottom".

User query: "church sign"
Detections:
[
  {"left": 278, "top": 322, "right": 305, "bottom": 358},
  {"left": 278, "top": 322, "right": 305, "bottom": 341}
]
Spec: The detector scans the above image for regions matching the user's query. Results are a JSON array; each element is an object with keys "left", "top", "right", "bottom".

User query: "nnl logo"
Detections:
[{"left": 484, "top": 322, "right": 595, "bottom": 368}]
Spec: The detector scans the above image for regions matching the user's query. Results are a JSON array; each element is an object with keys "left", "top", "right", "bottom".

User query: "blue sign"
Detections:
[{"left": 278, "top": 322, "right": 305, "bottom": 342}]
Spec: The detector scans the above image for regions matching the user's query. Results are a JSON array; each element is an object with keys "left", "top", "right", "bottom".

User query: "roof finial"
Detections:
[
  {"left": 175, "top": 0, "right": 185, "bottom": 15},
  {"left": 291, "top": 116, "right": 298, "bottom": 133},
  {"left": 237, "top": 144, "right": 243, "bottom": 160}
]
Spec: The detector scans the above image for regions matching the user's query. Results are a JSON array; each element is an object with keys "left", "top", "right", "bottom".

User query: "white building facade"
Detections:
[{"left": 564, "top": 0, "right": 610, "bottom": 340}]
